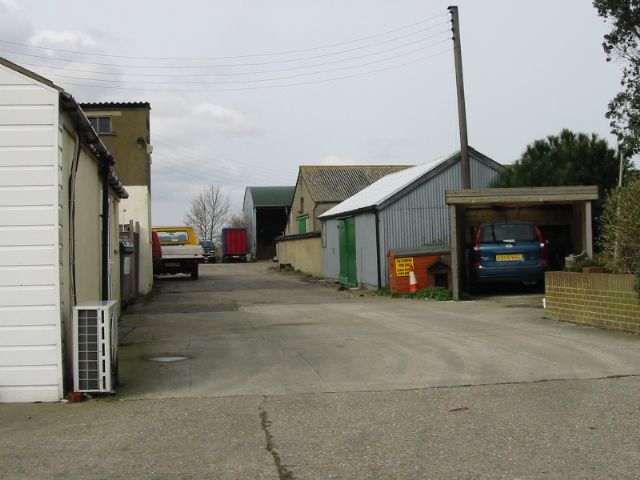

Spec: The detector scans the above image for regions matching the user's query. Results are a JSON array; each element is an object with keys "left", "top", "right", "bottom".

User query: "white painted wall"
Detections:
[{"left": 120, "top": 186, "right": 153, "bottom": 295}]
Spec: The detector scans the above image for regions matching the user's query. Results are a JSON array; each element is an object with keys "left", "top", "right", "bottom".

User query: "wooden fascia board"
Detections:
[{"left": 445, "top": 186, "right": 599, "bottom": 205}]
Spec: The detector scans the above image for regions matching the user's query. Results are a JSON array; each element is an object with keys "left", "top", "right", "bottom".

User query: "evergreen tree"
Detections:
[{"left": 493, "top": 129, "right": 627, "bottom": 200}]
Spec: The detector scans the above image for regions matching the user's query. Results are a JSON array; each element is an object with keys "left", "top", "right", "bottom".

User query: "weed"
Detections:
[{"left": 379, "top": 285, "right": 461, "bottom": 301}]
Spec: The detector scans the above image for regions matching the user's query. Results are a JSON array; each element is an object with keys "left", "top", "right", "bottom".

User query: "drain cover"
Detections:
[{"left": 148, "top": 356, "right": 188, "bottom": 363}]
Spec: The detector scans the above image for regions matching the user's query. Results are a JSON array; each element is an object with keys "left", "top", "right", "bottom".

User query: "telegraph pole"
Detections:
[{"left": 448, "top": 6, "right": 470, "bottom": 189}]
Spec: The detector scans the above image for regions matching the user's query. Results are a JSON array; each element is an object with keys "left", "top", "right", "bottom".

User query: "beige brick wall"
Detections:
[{"left": 545, "top": 272, "right": 640, "bottom": 334}]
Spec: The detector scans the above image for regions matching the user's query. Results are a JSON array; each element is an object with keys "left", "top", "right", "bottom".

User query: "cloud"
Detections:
[
  {"left": 153, "top": 101, "right": 258, "bottom": 142},
  {"left": 30, "top": 30, "right": 98, "bottom": 51},
  {"left": 193, "top": 103, "right": 257, "bottom": 135},
  {"left": 0, "top": 0, "right": 33, "bottom": 42},
  {"left": 318, "top": 155, "right": 358, "bottom": 166}
]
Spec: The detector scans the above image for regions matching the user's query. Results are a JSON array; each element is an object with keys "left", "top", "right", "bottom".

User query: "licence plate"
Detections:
[
  {"left": 496, "top": 254, "right": 523, "bottom": 261},
  {"left": 165, "top": 262, "right": 180, "bottom": 267}
]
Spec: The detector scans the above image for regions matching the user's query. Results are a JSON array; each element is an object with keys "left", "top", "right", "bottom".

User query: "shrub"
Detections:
[{"left": 598, "top": 172, "right": 640, "bottom": 297}]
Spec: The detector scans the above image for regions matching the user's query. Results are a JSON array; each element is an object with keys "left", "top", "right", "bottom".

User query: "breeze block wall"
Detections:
[{"left": 545, "top": 271, "right": 640, "bottom": 334}]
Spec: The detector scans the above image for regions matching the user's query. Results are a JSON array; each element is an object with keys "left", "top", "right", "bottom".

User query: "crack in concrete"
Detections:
[{"left": 259, "top": 397, "right": 295, "bottom": 479}]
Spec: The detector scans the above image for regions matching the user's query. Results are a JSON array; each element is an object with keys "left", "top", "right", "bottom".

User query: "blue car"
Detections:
[{"left": 470, "top": 222, "right": 549, "bottom": 290}]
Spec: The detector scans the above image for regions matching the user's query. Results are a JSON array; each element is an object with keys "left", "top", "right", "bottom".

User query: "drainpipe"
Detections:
[
  {"left": 101, "top": 158, "right": 113, "bottom": 301},
  {"left": 375, "top": 210, "right": 381, "bottom": 290}
]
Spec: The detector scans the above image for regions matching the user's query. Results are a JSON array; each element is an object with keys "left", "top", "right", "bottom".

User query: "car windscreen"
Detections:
[
  {"left": 157, "top": 231, "right": 190, "bottom": 243},
  {"left": 480, "top": 224, "right": 536, "bottom": 244}
]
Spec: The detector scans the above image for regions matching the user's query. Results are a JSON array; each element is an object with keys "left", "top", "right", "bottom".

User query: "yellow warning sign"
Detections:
[{"left": 395, "top": 257, "right": 414, "bottom": 277}]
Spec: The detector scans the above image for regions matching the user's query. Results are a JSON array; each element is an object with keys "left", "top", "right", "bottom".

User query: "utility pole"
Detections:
[{"left": 449, "top": 6, "right": 470, "bottom": 189}]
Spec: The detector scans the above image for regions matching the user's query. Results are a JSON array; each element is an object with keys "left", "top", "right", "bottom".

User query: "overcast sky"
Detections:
[{"left": 0, "top": 0, "right": 627, "bottom": 225}]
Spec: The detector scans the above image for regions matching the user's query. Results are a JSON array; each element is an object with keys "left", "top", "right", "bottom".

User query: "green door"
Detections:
[{"left": 338, "top": 217, "right": 357, "bottom": 287}]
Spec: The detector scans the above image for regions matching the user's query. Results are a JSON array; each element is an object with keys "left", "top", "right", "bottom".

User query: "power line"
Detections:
[
  {"left": 3, "top": 27, "right": 450, "bottom": 79},
  {"left": 152, "top": 158, "right": 294, "bottom": 189},
  {"left": 0, "top": 12, "right": 448, "bottom": 62},
  {"left": 32, "top": 48, "right": 452, "bottom": 92},
  {"left": 154, "top": 141, "right": 293, "bottom": 185},
  {"left": 26, "top": 36, "right": 450, "bottom": 87}
]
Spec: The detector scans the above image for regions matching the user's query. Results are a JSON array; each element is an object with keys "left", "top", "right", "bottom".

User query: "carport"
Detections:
[{"left": 445, "top": 186, "right": 599, "bottom": 300}]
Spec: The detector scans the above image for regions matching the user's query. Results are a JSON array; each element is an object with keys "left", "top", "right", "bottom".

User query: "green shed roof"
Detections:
[{"left": 245, "top": 186, "right": 295, "bottom": 207}]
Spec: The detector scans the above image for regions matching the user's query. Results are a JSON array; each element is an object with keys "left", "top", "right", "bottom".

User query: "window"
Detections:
[{"left": 88, "top": 116, "right": 113, "bottom": 134}]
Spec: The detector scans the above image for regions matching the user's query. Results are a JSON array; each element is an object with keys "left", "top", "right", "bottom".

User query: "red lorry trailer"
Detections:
[{"left": 221, "top": 227, "right": 249, "bottom": 263}]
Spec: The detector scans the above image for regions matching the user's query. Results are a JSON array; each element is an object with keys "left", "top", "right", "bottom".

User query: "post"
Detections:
[
  {"left": 619, "top": 149, "right": 625, "bottom": 187},
  {"left": 449, "top": 6, "right": 471, "bottom": 189}
]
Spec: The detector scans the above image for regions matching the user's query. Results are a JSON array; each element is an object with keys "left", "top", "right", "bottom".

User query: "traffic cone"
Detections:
[{"left": 409, "top": 265, "right": 420, "bottom": 292}]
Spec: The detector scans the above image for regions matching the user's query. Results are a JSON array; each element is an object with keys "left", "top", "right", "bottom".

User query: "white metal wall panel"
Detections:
[
  {"left": 355, "top": 212, "right": 378, "bottom": 289},
  {"left": 0, "top": 64, "right": 63, "bottom": 403},
  {"left": 0, "top": 285, "right": 57, "bottom": 307},
  {"left": 242, "top": 190, "right": 257, "bottom": 257},
  {"left": 1, "top": 365, "right": 59, "bottom": 386},
  {"left": 0, "top": 85, "right": 58, "bottom": 105},
  {"left": 0, "top": 345, "right": 59, "bottom": 366},
  {"left": 321, "top": 218, "right": 341, "bottom": 281},
  {"left": 0, "top": 186, "right": 55, "bottom": 205},
  {"left": 0, "top": 246, "right": 55, "bottom": 266},
  {"left": 0, "top": 168, "right": 55, "bottom": 186},
  {"left": 0, "top": 125, "right": 56, "bottom": 147},
  {"left": 0, "top": 105, "right": 55, "bottom": 125},
  {"left": 0, "top": 206, "right": 57, "bottom": 226},
  {"left": 0, "top": 325, "right": 59, "bottom": 347},
  {"left": 0, "top": 147, "right": 53, "bottom": 166},
  {"left": 0, "top": 225, "right": 55, "bottom": 245}
]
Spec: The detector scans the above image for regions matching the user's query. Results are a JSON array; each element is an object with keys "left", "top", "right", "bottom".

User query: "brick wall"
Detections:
[{"left": 545, "top": 272, "right": 640, "bottom": 334}]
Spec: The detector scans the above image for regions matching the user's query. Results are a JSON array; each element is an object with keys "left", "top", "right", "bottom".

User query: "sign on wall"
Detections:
[{"left": 395, "top": 257, "right": 414, "bottom": 277}]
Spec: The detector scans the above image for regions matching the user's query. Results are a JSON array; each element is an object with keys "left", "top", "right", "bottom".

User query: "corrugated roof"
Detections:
[
  {"left": 245, "top": 186, "right": 295, "bottom": 206},
  {"left": 319, "top": 151, "right": 465, "bottom": 218},
  {"left": 300, "top": 165, "right": 412, "bottom": 202},
  {"left": 80, "top": 102, "right": 151, "bottom": 109}
]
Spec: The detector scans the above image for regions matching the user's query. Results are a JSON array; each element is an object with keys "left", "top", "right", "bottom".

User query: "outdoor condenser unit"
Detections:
[{"left": 73, "top": 300, "right": 118, "bottom": 393}]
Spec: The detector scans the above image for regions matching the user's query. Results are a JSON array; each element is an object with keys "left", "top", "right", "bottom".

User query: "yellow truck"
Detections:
[{"left": 152, "top": 227, "right": 204, "bottom": 280}]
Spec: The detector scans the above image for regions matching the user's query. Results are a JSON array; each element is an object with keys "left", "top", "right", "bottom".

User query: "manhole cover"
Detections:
[{"left": 148, "top": 356, "right": 189, "bottom": 363}]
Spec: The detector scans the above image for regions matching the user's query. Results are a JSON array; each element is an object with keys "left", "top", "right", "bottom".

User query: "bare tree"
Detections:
[
  {"left": 228, "top": 209, "right": 248, "bottom": 228},
  {"left": 183, "top": 185, "right": 231, "bottom": 242}
]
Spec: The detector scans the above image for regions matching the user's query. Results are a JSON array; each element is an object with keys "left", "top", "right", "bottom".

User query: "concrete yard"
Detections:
[{"left": 1, "top": 262, "right": 638, "bottom": 479}]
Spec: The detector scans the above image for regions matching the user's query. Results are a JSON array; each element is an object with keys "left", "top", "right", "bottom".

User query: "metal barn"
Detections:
[
  {"left": 319, "top": 148, "right": 503, "bottom": 290},
  {"left": 243, "top": 186, "right": 295, "bottom": 260}
]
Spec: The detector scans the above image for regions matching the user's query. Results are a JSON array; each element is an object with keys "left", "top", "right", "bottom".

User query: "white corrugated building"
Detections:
[
  {"left": 318, "top": 148, "right": 503, "bottom": 290},
  {"left": 0, "top": 58, "right": 127, "bottom": 403}
]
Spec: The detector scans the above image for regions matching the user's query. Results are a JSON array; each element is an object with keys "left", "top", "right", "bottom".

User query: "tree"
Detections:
[
  {"left": 594, "top": 0, "right": 640, "bottom": 156},
  {"left": 183, "top": 185, "right": 231, "bottom": 242},
  {"left": 598, "top": 172, "right": 640, "bottom": 277},
  {"left": 228, "top": 210, "right": 248, "bottom": 228},
  {"left": 493, "top": 129, "right": 628, "bottom": 199}
]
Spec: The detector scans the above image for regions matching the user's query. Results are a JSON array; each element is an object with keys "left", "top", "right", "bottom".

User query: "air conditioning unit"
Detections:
[{"left": 73, "top": 300, "right": 118, "bottom": 393}]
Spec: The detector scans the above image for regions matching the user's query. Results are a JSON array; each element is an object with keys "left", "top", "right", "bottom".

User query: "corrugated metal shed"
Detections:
[
  {"left": 300, "top": 165, "right": 412, "bottom": 203},
  {"left": 320, "top": 148, "right": 504, "bottom": 290}
]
